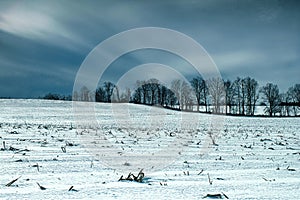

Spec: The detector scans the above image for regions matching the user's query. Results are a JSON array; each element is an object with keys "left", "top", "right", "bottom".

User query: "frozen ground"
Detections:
[{"left": 0, "top": 99, "right": 299, "bottom": 199}]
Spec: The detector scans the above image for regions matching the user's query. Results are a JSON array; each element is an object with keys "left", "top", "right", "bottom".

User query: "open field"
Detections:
[{"left": 0, "top": 99, "right": 299, "bottom": 199}]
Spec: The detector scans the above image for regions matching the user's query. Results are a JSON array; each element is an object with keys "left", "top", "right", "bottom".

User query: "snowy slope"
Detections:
[{"left": 0, "top": 99, "right": 299, "bottom": 199}]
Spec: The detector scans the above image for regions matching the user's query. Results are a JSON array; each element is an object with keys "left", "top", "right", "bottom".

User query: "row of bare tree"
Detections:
[{"left": 70, "top": 77, "right": 299, "bottom": 117}]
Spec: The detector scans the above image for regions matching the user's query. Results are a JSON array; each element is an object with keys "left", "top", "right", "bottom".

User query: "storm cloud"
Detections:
[{"left": 0, "top": 0, "right": 299, "bottom": 97}]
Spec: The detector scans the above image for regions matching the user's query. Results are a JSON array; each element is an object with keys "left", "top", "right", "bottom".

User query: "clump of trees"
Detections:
[
  {"left": 132, "top": 79, "right": 178, "bottom": 109},
  {"left": 224, "top": 77, "right": 259, "bottom": 116},
  {"left": 260, "top": 83, "right": 281, "bottom": 117},
  {"left": 70, "top": 77, "right": 299, "bottom": 117},
  {"left": 282, "top": 84, "right": 300, "bottom": 116},
  {"left": 72, "top": 82, "right": 129, "bottom": 103},
  {"left": 42, "top": 93, "right": 72, "bottom": 101}
]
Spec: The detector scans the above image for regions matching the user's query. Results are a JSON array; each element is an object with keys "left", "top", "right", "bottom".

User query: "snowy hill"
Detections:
[{"left": 0, "top": 99, "right": 299, "bottom": 199}]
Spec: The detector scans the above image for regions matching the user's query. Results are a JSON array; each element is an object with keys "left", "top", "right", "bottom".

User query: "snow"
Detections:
[{"left": 0, "top": 99, "right": 299, "bottom": 199}]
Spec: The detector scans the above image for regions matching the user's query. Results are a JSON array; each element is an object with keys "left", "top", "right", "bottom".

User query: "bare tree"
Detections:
[
  {"left": 282, "top": 91, "right": 292, "bottom": 116},
  {"left": 278, "top": 93, "right": 285, "bottom": 116},
  {"left": 240, "top": 78, "right": 246, "bottom": 115},
  {"left": 244, "top": 77, "right": 259, "bottom": 115},
  {"left": 156, "top": 83, "right": 162, "bottom": 105},
  {"left": 201, "top": 79, "right": 209, "bottom": 113},
  {"left": 233, "top": 77, "right": 242, "bottom": 114},
  {"left": 148, "top": 78, "right": 159, "bottom": 105},
  {"left": 207, "top": 77, "right": 225, "bottom": 114},
  {"left": 191, "top": 76, "right": 202, "bottom": 112},
  {"left": 251, "top": 79, "right": 259, "bottom": 116},
  {"left": 120, "top": 88, "right": 131, "bottom": 103},
  {"left": 72, "top": 91, "right": 79, "bottom": 101},
  {"left": 224, "top": 80, "right": 235, "bottom": 115},
  {"left": 103, "top": 81, "right": 115, "bottom": 102},
  {"left": 287, "top": 84, "right": 300, "bottom": 116},
  {"left": 260, "top": 83, "right": 281, "bottom": 116},
  {"left": 190, "top": 77, "right": 210, "bottom": 112},
  {"left": 231, "top": 77, "right": 258, "bottom": 116},
  {"left": 133, "top": 87, "right": 142, "bottom": 104},
  {"left": 166, "top": 87, "right": 177, "bottom": 108},
  {"left": 171, "top": 79, "right": 181, "bottom": 109},
  {"left": 160, "top": 85, "right": 167, "bottom": 106},
  {"left": 80, "top": 86, "right": 90, "bottom": 101},
  {"left": 171, "top": 79, "right": 193, "bottom": 111},
  {"left": 95, "top": 87, "right": 105, "bottom": 102},
  {"left": 181, "top": 81, "right": 194, "bottom": 111},
  {"left": 138, "top": 81, "right": 148, "bottom": 104},
  {"left": 112, "top": 85, "right": 120, "bottom": 102}
]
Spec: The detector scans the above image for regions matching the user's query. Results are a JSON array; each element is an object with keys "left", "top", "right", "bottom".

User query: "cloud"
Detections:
[
  {"left": 0, "top": 0, "right": 299, "bottom": 97},
  {"left": 0, "top": 8, "right": 55, "bottom": 38},
  {"left": 212, "top": 50, "right": 266, "bottom": 70},
  {"left": 0, "top": 2, "right": 89, "bottom": 52}
]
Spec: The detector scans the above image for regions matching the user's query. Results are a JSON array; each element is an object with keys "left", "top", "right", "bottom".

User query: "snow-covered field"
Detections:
[{"left": 0, "top": 99, "right": 299, "bottom": 199}]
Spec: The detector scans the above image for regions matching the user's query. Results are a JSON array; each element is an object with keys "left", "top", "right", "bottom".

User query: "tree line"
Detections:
[{"left": 45, "top": 76, "right": 300, "bottom": 117}]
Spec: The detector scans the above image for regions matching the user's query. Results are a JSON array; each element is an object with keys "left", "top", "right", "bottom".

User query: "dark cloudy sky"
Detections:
[{"left": 0, "top": 0, "right": 299, "bottom": 98}]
